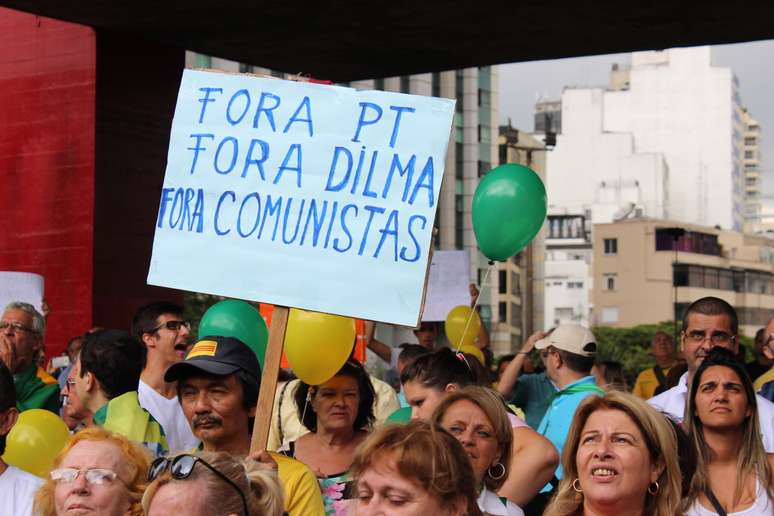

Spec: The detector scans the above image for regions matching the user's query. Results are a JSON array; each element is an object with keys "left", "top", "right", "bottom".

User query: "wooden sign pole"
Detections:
[{"left": 250, "top": 305, "right": 289, "bottom": 453}]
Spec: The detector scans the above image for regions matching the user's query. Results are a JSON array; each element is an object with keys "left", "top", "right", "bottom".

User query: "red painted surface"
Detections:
[{"left": 0, "top": 8, "right": 96, "bottom": 356}]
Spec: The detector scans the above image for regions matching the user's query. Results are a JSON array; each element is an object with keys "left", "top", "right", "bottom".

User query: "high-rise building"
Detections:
[
  {"left": 742, "top": 109, "right": 763, "bottom": 231},
  {"left": 603, "top": 47, "right": 745, "bottom": 230},
  {"left": 186, "top": 53, "right": 524, "bottom": 353}
]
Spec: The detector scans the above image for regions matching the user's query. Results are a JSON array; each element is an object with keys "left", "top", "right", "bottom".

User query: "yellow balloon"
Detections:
[
  {"left": 445, "top": 305, "right": 482, "bottom": 348},
  {"left": 459, "top": 344, "right": 485, "bottom": 366},
  {"left": 2, "top": 409, "right": 70, "bottom": 477},
  {"left": 284, "top": 309, "right": 355, "bottom": 385}
]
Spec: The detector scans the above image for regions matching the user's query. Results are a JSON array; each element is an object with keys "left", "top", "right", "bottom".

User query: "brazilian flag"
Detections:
[
  {"left": 14, "top": 365, "right": 60, "bottom": 413},
  {"left": 93, "top": 391, "right": 169, "bottom": 458}
]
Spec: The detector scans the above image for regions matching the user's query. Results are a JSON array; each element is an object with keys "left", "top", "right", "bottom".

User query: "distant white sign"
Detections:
[
  {"left": 422, "top": 251, "right": 471, "bottom": 321},
  {"left": 0, "top": 272, "right": 44, "bottom": 313},
  {"left": 148, "top": 70, "right": 455, "bottom": 326}
]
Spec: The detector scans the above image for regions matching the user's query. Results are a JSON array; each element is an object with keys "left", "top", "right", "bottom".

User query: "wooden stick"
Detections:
[{"left": 250, "top": 305, "right": 289, "bottom": 453}]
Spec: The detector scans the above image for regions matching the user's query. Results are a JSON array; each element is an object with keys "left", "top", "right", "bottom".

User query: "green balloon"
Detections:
[
  {"left": 385, "top": 406, "right": 412, "bottom": 424},
  {"left": 472, "top": 164, "right": 547, "bottom": 261},
  {"left": 198, "top": 300, "right": 268, "bottom": 369}
]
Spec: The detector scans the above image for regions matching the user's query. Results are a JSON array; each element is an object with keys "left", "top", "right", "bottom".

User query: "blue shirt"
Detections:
[
  {"left": 537, "top": 376, "right": 602, "bottom": 485},
  {"left": 508, "top": 372, "right": 557, "bottom": 429}
]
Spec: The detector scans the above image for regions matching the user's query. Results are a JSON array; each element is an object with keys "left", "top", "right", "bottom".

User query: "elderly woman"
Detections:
[
  {"left": 286, "top": 359, "right": 375, "bottom": 515},
  {"left": 432, "top": 386, "right": 524, "bottom": 515},
  {"left": 544, "top": 391, "right": 682, "bottom": 516},
  {"left": 683, "top": 347, "right": 774, "bottom": 515},
  {"left": 142, "top": 451, "right": 284, "bottom": 516},
  {"left": 350, "top": 420, "right": 482, "bottom": 516},
  {"left": 33, "top": 427, "right": 150, "bottom": 516},
  {"left": 401, "top": 348, "right": 558, "bottom": 507}
]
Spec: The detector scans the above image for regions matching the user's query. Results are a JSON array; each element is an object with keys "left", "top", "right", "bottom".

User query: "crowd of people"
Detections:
[{"left": 2, "top": 294, "right": 774, "bottom": 515}]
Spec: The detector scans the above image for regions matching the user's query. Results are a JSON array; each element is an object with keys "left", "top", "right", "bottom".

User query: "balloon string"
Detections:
[
  {"left": 455, "top": 261, "right": 495, "bottom": 353},
  {"left": 294, "top": 389, "right": 312, "bottom": 459}
]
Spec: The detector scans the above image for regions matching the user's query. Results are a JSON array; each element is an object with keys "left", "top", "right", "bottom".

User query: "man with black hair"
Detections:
[
  {"left": 533, "top": 323, "right": 602, "bottom": 485},
  {"left": 0, "top": 361, "right": 43, "bottom": 516},
  {"left": 132, "top": 301, "right": 198, "bottom": 452},
  {"left": 648, "top": 296, "right": 774, "bottom": 451},
  {"left": 73, "top": 329, "right": 168, "bottom": 457},
  {"left": 167, "top": 336, "right": 325, "bottom": 516}
]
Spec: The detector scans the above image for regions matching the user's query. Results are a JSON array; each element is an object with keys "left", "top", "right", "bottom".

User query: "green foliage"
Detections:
[
  {"left": 592, "top": 321, "right": 677, "bottom": 385},
  {"left": 593, "top": 321, "right": 755, "bottom": 386}
]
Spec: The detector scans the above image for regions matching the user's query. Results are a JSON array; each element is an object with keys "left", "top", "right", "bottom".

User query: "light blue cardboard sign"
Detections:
[{"left": 148, "top": 70, "right": 455, "bottom": 327}]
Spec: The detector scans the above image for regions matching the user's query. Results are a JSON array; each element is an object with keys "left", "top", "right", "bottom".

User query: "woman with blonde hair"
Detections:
[
  {"left": 142, "top": 450, "right": 284, "bottom": 516},
  {"left": 544, "top": 391, "right": 682, "bottom": 516},
  {"left": 350, "top": 420, "right": 482, "bottom": 516},
  {"left": 683, "top": 347, "right": 774, "bottom": 515},
  {"left": 34, "top": 426, "right": 150, "bottom": 516},
  {"left": 431, "top": 386, "right": 523, "bottom": 515}
]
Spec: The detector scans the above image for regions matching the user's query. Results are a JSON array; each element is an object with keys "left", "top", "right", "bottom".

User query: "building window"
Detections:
[
  {"left": 374, "top": 78, "right": 385, "bottom": 90},
  {"left": 567, "top": 281, "right": 584, "bottom": 289},
  {"left": 603, "top": 238, "right": 618, "bottom": 255},
  {"left": 432, "top": 72, "right": 441, "bottom": 98},
  {"left": 195, "top": 54, "right": 212, "bottom": 68},
  {"left": 745, "top": 137, "right": 757, "bottom": 146},
  {"left": 498, "top": 302, "right": 507, "bottom": 322},
  {"left": 400, "top": 76, "right": 410, "bottom": 93},
  {"left": 655, "top": 229, "right": 720, "bottom": 256},
  {"left": 498, "top": 270, "right": 507, "bottom": 294},
  {"left": 745, "top": 150, "right": 755, "bottom": 159},
  {"left": 601, "top": 307, "right": 619, "bottom": 324},
  {"left": 603, "top": 274, "right": 617, "bottom": 291}
]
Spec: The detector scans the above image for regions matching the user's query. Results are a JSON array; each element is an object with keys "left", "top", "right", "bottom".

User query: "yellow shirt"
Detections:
[
  {"left": 754, "top": 367, "right": 774, "bottom": 392},
  {"left": 633, "top": 366, "right": 671, "bottom": 400},
  {"left": 267, "top": 375, "right": 399, "bottom": 452},
  {"left": 271, "top": 452, "right": 326, "bottom": 516}
]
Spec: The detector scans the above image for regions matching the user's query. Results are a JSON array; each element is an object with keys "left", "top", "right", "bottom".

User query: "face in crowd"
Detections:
[
  {"left": 311, "top": 375, "right": 360, "bottom": 432},
  {"left": 575, "top": 408, "right": 664, "bottom": 510},
  {"left": 694, "top": 365, "right": 752, "bottom": 431},
  {"left": 53, "top": 440, "right": 133, "bottom": 516},
  {"left": 681, "top": 312, "right": 736, "bottom": 375},
  {"left": 403, "top": 380, "right": 455, "bottom": 421},
  {"left": 413, "top": 322, "right": 437, "bottom": 350},
  {"left": 438, "top": 398, "right": 501, "bottom": 485},
  {"left": 179, "top": 373, "right": 253, "bottom": 448},
  {"left": 0, "top": 307, "right": 43, "bottom": 374},
  {"left": 142, "top": 313, "right": 191, "bottom": 366}
]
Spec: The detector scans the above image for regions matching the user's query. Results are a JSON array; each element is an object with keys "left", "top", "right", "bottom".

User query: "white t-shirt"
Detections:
[
  {"left": 138, "top": 380, "right": 200, "bottom": 453},
  {"left": 648, "top": 373, "right": 774, "bottom": 452},
  {"left": 0, "top": 464, "right": 43, "bottom": 516},
  {"left": 478, "top": 487, "right": 524, "bottom": 516},
  {"left": 685, "top": 479, "right": 771, "bottom": 515}
]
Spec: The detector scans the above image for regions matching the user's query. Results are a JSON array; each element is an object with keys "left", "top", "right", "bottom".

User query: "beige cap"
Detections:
[{"left": 535, "top": 324, "right": 597, "bottom": 357}]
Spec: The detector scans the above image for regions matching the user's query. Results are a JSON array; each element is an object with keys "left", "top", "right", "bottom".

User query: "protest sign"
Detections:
[
  {"left": 0, "top": 272, "right": 44, "bottom": 313},
  {"left": 148, "top": 70, "right": 455, "bottom": 327},
  {"left": 422, "top": 250, "right": 471, "bottom": 321}
]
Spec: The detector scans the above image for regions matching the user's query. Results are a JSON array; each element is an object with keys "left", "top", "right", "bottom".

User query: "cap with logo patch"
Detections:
[
  {"left": 164, "top": 335, "right": 261, "bottom": 384},
  {"left": 534, "top": 324, "right": 597, "bottom": 357}
]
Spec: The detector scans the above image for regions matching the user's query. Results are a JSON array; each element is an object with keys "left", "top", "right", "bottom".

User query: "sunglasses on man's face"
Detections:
[
  {"left": 147, "top": 320, "right": 190, "bottom": 334},
  {"left": 148, "top": 454, "right": 247, "bottom": 516}
]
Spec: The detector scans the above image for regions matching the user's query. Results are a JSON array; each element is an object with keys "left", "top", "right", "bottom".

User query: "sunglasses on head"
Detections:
[{"left": 148, "top": 454, "right": 247, "bottom": 516}]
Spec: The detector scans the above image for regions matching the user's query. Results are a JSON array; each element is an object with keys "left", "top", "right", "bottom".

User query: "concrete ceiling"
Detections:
[{"left": 3, "top": 1, "right": 774, "bottom": 82}]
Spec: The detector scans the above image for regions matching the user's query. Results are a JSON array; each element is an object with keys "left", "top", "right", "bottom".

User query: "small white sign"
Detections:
[
  {"left": 0, "top": 272, "right": 44, "bottom": 313},
  {"left": 422, "top": 250, "right": 471, "bottom": 321}
]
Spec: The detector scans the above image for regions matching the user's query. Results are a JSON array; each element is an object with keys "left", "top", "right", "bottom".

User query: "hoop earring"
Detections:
[
  {"left": 572, "top": 478, "right": 583, "bottom": 493},
  {"left": 487, "top": 463, "right": 506, "bottom": 480},
  {"left": 648, "top": 481, "right": 659, "bottom": 495}
]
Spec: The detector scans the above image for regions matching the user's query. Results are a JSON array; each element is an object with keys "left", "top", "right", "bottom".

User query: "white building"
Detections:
[
  {"left": 604, "top": 47, "right": 745, "bottom": 230},
  {"left": 742, "top": 109, "right": 763, "bottom": 231}
]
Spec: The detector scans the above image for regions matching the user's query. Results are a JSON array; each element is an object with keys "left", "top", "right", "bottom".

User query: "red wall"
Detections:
[
  {"left": 0, "top": 8, "right": 96, "bottom": 356},
  {"left": 0, "top": 8, "right": 185, "bottom": 356}
]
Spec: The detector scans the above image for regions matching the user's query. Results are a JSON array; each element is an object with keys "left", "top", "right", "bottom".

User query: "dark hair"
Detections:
[
  {"left": 294, "top": 360, "right": 375, "bottom": 433},
  {"left": 681, "top": 296, "right": 738, "bottom": 335},
  {"left": 554, "top": 347, "right": 595, "bottom": 375},
  {"left": 79, "top": 329, "right": 146, "bottom": 399},
  {"left": 397, "top": 343, "right": 429, "bottom": 365},
  {"left": 597, "top": 360, "right": 628, "bottom": 391},
  {"left": 400, "top": 348, "right": 478, "bottom": 389},
  {"left": 130, "top": 301, "right": 184, "bottom": 340},
  {"left": 0, "top": 361, "right": 15, "bottom": 412}
]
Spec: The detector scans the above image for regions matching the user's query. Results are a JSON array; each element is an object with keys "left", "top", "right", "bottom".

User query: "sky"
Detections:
[{"left": 498, "top": 39, "right": 774, "bottom": 195}]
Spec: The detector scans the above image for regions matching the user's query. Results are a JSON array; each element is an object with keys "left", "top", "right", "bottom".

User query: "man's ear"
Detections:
[
  {"left": 141, "top": 332, "right": 156, "bottom": 349},
  {"left": 0, "top": 407, "right": 19, "bottom": 435},
  {"left": 444, "top": 383, "right": 459, "bottom": 393},
  {"left": 84, "top": 371, "right": 97, "bottom": 393},
  {"left": 763, "top": 345, "right": 774, "bottom": 361}
]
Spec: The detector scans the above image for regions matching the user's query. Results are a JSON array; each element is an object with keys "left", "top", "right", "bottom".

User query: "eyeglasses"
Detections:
[
  {"left": 147, "top": 320, "right": 190, "bottom": 334},
  {"left": 148, "top": 454, "right": 247, "bottom": 516},
  {"left": 0, "top": 321, "right": 38, "bottom": 334},
  {"left": 51, "top": 468, "right": 118, "bottom": 485},
  {"left": 684, "top": 330, "right": 735, "bottom": 344}
]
